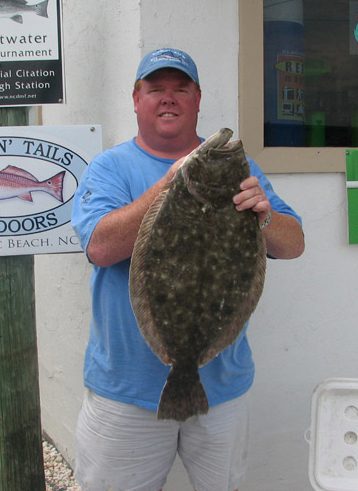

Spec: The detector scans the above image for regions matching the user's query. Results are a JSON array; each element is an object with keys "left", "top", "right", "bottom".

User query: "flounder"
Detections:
[{"left": 129, "top": 128, "right": 266, "bottom": 421}]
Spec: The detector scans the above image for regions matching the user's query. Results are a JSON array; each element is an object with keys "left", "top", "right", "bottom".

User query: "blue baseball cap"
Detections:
[{"left": 135, "top": 48, "right": 200, "bottom": 85}]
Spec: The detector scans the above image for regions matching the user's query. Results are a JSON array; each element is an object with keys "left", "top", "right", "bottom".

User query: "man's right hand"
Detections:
[{"left": 165, "top": 156, "right": 187, "bottom": 184}]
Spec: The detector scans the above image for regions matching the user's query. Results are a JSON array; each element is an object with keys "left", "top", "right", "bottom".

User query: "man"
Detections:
[{"left": 72, "top": 48, "right": 304, "bottom": 491}]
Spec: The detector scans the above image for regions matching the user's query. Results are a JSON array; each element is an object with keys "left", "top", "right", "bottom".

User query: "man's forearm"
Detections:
[
  {"left": 87, "top": 175, "right": 169, "bottom": 267},
  {"left": 263, "top": 212, "right": 305, "bottom": 259}
]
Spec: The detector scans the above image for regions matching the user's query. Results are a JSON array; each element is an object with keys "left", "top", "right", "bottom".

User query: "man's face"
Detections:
[{"left": 133, "top": 69, "right": 201, "bottom": 149}]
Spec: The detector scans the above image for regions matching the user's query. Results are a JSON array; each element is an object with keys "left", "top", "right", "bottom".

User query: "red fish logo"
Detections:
[{"left": 0, "top": 165, "right": 65, "bottom": 202}]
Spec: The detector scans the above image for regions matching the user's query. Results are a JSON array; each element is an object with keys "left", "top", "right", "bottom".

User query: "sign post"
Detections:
[
  {"left": 0, "top": 255, "right": 46, "bottom": 490},
  {"left": 0, "top": 108, "right": 45, "bottom": 490}
]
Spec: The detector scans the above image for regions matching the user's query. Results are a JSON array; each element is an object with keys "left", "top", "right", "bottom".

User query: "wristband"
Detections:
[{"left": 259, "top": 211, "right": 272, "bottom": 230}]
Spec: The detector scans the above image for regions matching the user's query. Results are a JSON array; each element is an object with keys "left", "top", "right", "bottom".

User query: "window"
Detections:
[{"left": 239, "top": 0, "right": 358, "bottom": 172}]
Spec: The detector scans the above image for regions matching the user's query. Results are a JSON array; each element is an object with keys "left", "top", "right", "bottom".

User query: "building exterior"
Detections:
[{"left": 36, "top": 1, "right": 358, "bottom": 490}]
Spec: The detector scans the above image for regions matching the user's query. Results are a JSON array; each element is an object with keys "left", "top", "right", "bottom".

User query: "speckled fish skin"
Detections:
[{"left": 129, "top": 128, "right": 266, "bottom": 421}]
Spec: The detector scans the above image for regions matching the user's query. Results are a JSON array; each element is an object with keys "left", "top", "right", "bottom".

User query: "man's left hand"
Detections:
[{"left": 232, "top": 176, "right": 271, "bottom": 226}]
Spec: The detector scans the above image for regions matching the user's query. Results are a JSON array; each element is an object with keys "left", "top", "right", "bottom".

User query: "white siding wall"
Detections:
[{"left": 36, "top": 1, "right": 358, "bottom": 490}]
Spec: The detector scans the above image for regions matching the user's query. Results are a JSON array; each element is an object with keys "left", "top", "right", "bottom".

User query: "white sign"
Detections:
[
  {"left": 0, "top": 0, "right": 64, "bottom": 106},
  {"left": 0, "top": 0, "right": 60, "bottom": 62},
  {"left": 0, "top": 125, "right": 102, "bottom": 256}
]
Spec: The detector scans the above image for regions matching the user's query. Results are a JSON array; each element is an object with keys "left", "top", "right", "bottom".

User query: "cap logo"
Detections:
[{"left": 151, "top": 52, "right": 189, "bottom": 67}]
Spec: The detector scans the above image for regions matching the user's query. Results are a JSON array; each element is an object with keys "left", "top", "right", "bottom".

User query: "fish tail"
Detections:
[
  {"left": 35, "top": 0, "right": 49, "bottom": 18},
  {"left": 41, "top": 171, "right": 65, "bottom": 202},
  {"left": 157, "top": 364, "right": 209, "bottom": 421}
]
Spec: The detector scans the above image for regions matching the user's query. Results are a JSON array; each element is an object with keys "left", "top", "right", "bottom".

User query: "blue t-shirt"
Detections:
[{"left": 71, "top": 138, "right": 301, "bottom": 411}]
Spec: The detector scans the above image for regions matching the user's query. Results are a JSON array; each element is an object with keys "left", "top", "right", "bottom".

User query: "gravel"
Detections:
[{"left": 43, "top": 440, "right": 81, "bottom": 491}]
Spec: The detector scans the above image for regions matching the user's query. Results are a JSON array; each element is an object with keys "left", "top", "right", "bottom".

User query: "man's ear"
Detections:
[
  {"left": 195, "top": 88, "right": 201, "bottom": 113},
  {"left": 132, "top": 90, "right": 139, "bottom": 114}
]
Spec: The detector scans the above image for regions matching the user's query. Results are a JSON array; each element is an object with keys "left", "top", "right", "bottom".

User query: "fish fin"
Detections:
[
  {"left": 142, "top": 188, "right": 168, "bottom": 230},
  {"left": 131, "top": 188, "right": 168, "bottom": 265},
  {"left": 11, "top": 14, "right": 23, "bottom": 23},
  {"left": 157, "top": 364, "right": 209, "bottom": 421},
  {"left": 129, "top": 189, "right": 170, "bottom": 359},
  {"left": 18, "top": 193, "right": 33, "bottom": 202},
  {"left": 1, "top": 165, "right": 39, "bottom": 181},
  {"left": 35, "top": 0, "right": 49, "bottom": 18},
  {"left": 40, "top": 171, "right": 65, "bottom": 202}
]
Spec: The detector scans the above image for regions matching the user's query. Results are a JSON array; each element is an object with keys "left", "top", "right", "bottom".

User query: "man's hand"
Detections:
[
  {"left": 233, "top": 176, "right": 272, "bottom": 228},
  {"left": 165, "top": 156, "right": 187, "bottom": 184},
  {"left": 232, "top": 176, "right": 305, "bottom": 259}
]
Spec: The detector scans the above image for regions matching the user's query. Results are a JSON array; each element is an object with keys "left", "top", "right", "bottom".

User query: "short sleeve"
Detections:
[{"left": 71, "top": 150, "right": 131, "bottom": 252}]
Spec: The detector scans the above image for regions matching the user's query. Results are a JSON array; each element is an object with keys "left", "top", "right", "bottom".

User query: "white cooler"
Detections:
[{"left": 306, "top": 378, "right": 358, "bottom": 491}]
